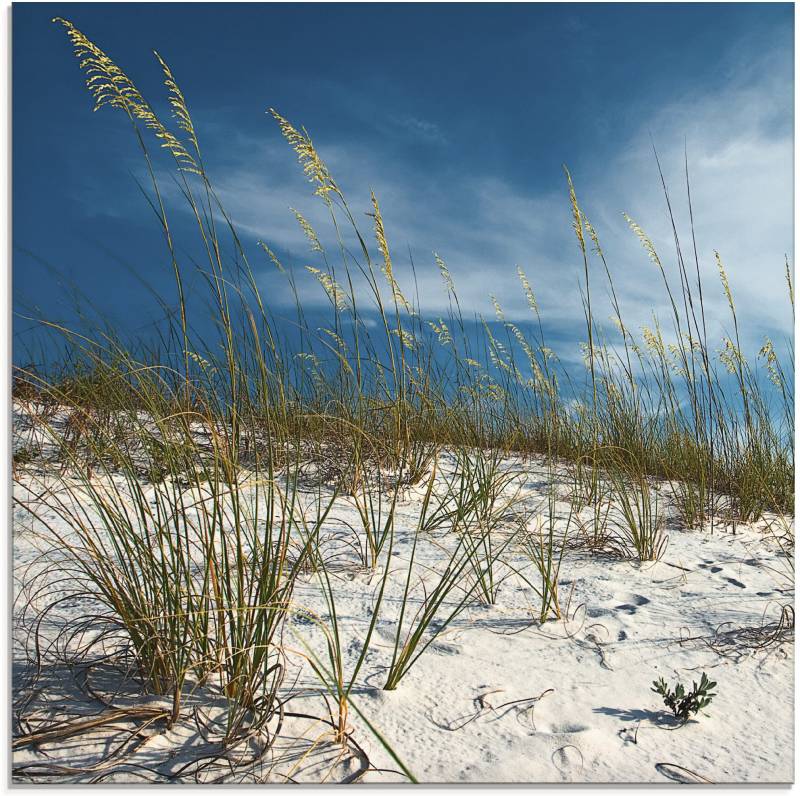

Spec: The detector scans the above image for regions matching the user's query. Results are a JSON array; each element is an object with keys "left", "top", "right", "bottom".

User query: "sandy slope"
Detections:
[{"left": 11, "top": 448, "right": 794, "bottom": 783}]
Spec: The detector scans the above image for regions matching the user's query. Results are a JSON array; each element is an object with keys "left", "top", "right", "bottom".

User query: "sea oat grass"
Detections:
[{"left": 9, "top": 21, "right": 795, "bottom": 780}]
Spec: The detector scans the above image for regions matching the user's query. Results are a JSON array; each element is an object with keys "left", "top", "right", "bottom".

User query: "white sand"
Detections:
[{"left": 11, "top": 434, "right": 794, "bottom": 784}]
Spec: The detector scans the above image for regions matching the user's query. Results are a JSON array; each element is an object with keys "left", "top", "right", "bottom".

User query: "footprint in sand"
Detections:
[
  {"left": 552, "top": 744, "right": 584, "bottom": 778},
  {"left": 429, "top": 641, "right": 461, "bottom": 656},
  {"left": 724, "top": 576, "right": 746, "bottom": 589},
  {"left": 531, "top": 699, "right": 590, "bottom": 735},
  {"left": 546, "top": 722, "right": 589, "bottom": 734},
  {"left": 614, "top": 594, "right": 650, "bottom": 615},
  {"left": 588, "top": 594, "right": 650, "bottom": 619},
  {"left": 697, "top": 562, "right": 748, "bottom": 589}
]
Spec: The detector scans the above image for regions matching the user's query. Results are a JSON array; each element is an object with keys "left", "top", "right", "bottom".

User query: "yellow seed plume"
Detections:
[
  {"left": 305, "top": 266, "right": 348, "bottom": 311},
  {"left": 758, "top": 338, "right": 783, "bottom": 388},
  {"left": 719, "top": 337, "right": 742, "bottom": 375},
  {"left": 624, "top": 213, "right": 663, "bottom": 270},
  {"left": 320, "top": 327, "right": 348, "bottom": 351},
  {"left": 579, "top": 341, "right": 599, "bottom": 369},
  {"left": 184, "top": 349, "right": 214, "bottom": 373},
  {"left": 490, "top": 295, "right": 505, "bottom": 322},
  {"left": 428, "top": 320, "right": 452, "bottom": 346},
  {"left": 392, "top": 328, "right": 416, "bottom": 350},
  {"left": 371, "top": 192, "right": 412, "bottom": 313},
  {"left": 295, "top": 351, "right": 320, "bottom": 365},
  {"left": 154, "top": 52, "right": 199, "bottom": 158},
  {"left": 759, "top": 337, "right": 777, "bottom": 364},
  {"left": 434, "top": 252, "right": 454, "bottom": 293},
  {"left": 714, "top": 251, "right": 735, "bottom": 315},
  {"left": 641, "top": 325, "right": 665, "bottom": 356},
  {"left": 290, "top": 208, "right": 323, "bottom": 253},
  {"left": 506, "top": 322, "right": 550, "bottom": 390},
  {"left": 583, "top": 215, "right": 604, "bottom": 256},
  {"left": 516, "top": 266, "right": 538, "bottom": 313},
  {"left": 54, "top": 18, "right": 199, "bottom": 173},
  {"left": 610, "top": 315, "right": 626, "bottom": 336},
  {"left": 269, "top": 109, "right": 337, "bottom": 202},
  {"left": 258, "top": 241, "right": 285, "bottom": 272},
  {"left": 564, "top": 168, "right": 585, "bottom": 251},
  {"left": 486, "top": 332, "right": 513, "bottom": 374}
]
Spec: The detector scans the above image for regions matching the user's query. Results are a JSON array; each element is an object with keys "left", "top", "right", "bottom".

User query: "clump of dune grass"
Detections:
[
  {"left": 607, "top": 461, "right": 667, "bottom": 562},
  {"left": 514, "top": 481, "right": 574, "bottom": 622},
  {"left": 16, "top": 373, "right": 333, "bottom": 741},
  {"left": 432, "top": 448, "right": 522, "bottom": 605},
  {"left": 380, "top": 454, "right": 515, "bottom": 690}
]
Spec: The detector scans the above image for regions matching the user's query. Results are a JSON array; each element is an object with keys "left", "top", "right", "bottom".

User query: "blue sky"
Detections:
[{"left": 13, "top": 2, "right": 794, "bottom": 364}]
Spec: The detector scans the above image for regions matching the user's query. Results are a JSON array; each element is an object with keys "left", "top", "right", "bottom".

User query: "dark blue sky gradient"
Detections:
[{"left": 13, "top": 3, "right": 794, "bottom": 364}]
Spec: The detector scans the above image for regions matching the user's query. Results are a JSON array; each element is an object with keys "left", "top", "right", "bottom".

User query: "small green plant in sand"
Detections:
[{"left": 652, "top": 672, "right": 717, "bottom": 724}]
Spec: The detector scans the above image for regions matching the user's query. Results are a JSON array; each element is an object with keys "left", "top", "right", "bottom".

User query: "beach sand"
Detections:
[{"left": 12, "top": 426, "right": 794, "bottom": 783}]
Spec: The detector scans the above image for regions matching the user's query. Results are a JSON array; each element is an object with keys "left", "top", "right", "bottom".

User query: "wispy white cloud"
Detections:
[
  {"left": 392, "top": 114, "right": 448, "bottom": 145},
  {"left": 144, "top": 38, "right": 792, "bottom": 359}
]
